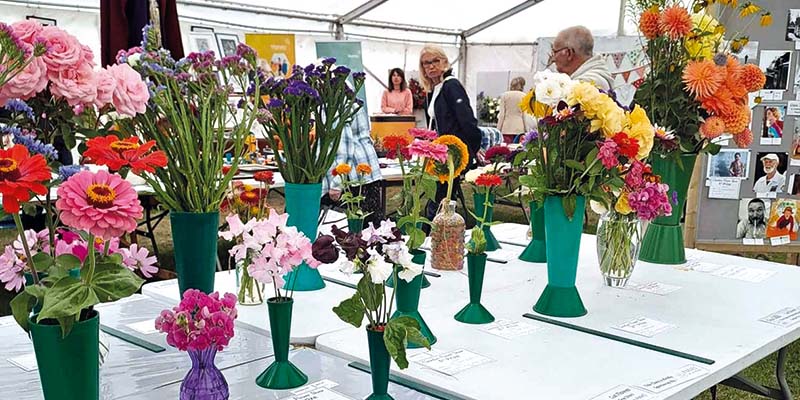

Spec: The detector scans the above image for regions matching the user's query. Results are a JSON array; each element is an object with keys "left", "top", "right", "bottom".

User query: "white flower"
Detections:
[
  {"left": 465, "top": 168, "right": 482, "bottom": 184},
  {"left": 398, "top": 260, "right": 422, "bottom": 282},
  {"left": 127, "top": 53, "right": 142, "bottom": 67},
  {"left": 366, "top": 250, "right": 393, "bottom": 284},
  {"left": 535, "top": 79, "right": 564, "bottom": 106},
  {"left": 339, "top": 260, "right": 356, "bottom": 276},
  {"left": 589, "top": 200, "right": 608, "bottom": 215}
]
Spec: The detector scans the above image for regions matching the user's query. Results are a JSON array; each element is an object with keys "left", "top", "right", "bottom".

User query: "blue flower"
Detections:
[
  {"left": 332, "top": 65, "right": 351, "bottom": 76},
  {"left": 4, "top": 99, "right": 34, "bottom": 119},
  {"left": 352, "top": 71, "right": 366, "bottom": 80},
  {"left": 11, "top": 131, "right": 58, "bottom": 161},
  {"left": 58, "top": 165, "right": 86, "bottom": 182},
  {"left": 268, "top": 98, "right": 284, "bottom": 109}
]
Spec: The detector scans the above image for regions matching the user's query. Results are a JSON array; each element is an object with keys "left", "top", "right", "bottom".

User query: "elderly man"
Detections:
[
  {"left": 753, "top": 153, "right": 785, "bottom": 193},
  {"left": 549, "top": 26, "right": 613, "bottom": 91}
]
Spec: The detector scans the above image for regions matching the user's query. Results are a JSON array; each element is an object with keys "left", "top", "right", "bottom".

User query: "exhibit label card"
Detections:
[
  {"left": 788, "top": 101, "right": 800, "bottom": 116},
  {"left": 743, "top": 238, "right": 765, "bottom": 245},
  {"left": 770, "top": 235, "right": 791, "bottom": 246},
  {"left": 481, "top": 319, "right": 542, "bottom": 339},
  {"left": 760, "top": 307, "right": 800, "bottom": 327},
  {"left": 637, "top": 365, "right": 709, "bottom": 393},
  {"left": 590, "top": 385, "right": 652, "bottom": 400},
  {"left": 623, "top": 282, "right": 682, "bottom": 296},
  {"left": 416, "top": 349, "right": 493, "bottom": 376},
  {"left": 282, "top": 388, "right": 352, "bottom": 400},
  {"left": 708, "top": 178, "right": 741, "bottom": 199},
  {"left": 613, "top": 317, "right": 676, "bottom": 338},
  {"left": 127, "top": 320, "right": 158, "bottom": 335},
  {"left": 711, "top": 265, "right": 775, "bottom": 283},
  {"left": 7, "top": 353, "right": 38, "bottom": 372},
  {"left": 291, "top": 380, "right": 339, "bottom": 396}
]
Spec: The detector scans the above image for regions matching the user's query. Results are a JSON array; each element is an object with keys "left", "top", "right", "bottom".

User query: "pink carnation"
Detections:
[
  {"left": 55, "top": 170, "right": 143, "bottom": 239},
  {"left": 408, "top": 139, "right": 448, "bottom": 163},
  {"left": 49, "top": 64, "right": 97, "bottom": 106},
  {"left": 94, "top": 68, "right": 116, "bottom": 108},
  {"left": 39, "top": 25, "right": 83, "bottom": 72},
  {"left": 598, "top": 139, "right": 619, "bottom": 169},
  {"left": 11, "top": 20, "right": 43, "bottom": 45},
  {"left": 107, "top": 63, "right": 149, "bottom": 117},
  {"left": 628, "top": 182, "right": 673, "bottom": 221},
  {"left": 0, "top": 53, "right": 48, "bottom": 103}
]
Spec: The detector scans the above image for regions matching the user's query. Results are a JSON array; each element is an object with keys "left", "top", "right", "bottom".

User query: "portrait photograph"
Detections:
[
  {"left": 215, "top": 33, "right": 239, "bottom": 58},
  {"left": 753, "top": 152, "right": 788, "bottom": 194},
  {"left": 760, "top": 105, "right": 786, "bottom": 144},
  {"left": 737, "top": 198, "right": 770, "bottom": 239},
  {"left": 766, "top": 199, "right": 800, "bottom": 240},
  {"left": 759, "top": 50, "right": 792, "bottom": 91},
  {"left": 707, "top": 148, "right": 750, "bottom": 179},
  {"left": 789, "top": 174, "right": 800, "bottom": 195}
]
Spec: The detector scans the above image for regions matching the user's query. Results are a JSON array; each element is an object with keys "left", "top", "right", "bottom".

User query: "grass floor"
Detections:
[{"left": 0, "top": 185, "right": 797, "bottom": 399}]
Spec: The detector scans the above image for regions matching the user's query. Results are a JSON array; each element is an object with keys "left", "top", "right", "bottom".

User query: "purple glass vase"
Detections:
[{"left": 180, "top": 347, "right": 229, "bottom": 400}]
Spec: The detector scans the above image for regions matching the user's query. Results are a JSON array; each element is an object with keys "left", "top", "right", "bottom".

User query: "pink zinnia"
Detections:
[
  {"left": 121, "top": 243, "right": 158, "bottom": 278},
  {"left": 408, "top": 139, "right": 448, "bottom": 163},
  {"left": 408, "top": 128, "right": 438, "bottom": 140},
  {"left": 598, "top": 139, "right": 620, "bottom": 169},
  {"left": 56, "top": 170, "right": 143, "bottom": 239}
]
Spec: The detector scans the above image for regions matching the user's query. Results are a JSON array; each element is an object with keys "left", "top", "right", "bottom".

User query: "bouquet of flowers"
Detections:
[
  {"left": 408, "top": 78, "right": 426, "bottom": 110},
  {"left": 155, "top": 289, "right": 238, "bottom": 352},
  {"left": 477, "top": 92, "right": 500, "bottom": 123},
  {"left": 631, "top": 0, "right": 770, "bottom": 156},
  {"left": 331, "top": 162, "right": 374, "bottom": 222},
  {"left": 312, "top": 219, "right": 429, "bottom": 368},
  {"left": 0, "top": 22, "right": 47, "bottom": 90},
  {"left": 250, "top": 58, "right": 366, "bottom": 184}
]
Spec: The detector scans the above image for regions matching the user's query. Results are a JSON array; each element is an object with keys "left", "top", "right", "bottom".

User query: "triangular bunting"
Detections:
[
  {"left": 622, "top": 71, "right": 632, "bottom": 82},
  {"left": 611, "top": 52, "right": 625, "bottom": 69},
  {"left": 635, "top": 66, "right": 646, "bottom": 78}
]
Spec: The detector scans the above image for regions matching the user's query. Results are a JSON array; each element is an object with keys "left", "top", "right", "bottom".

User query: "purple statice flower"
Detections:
[
  {"left": 11, "top": 130, "right": 57, "bottom": 161},
  {"left": 4, "top": 99, "right": 34, "bottom": 119},
  {"left": 332, "top": 65, "right": 351, "bottom": 76},
  {"left": 235, "top": 43, "right": 255, "bottom": 60},
  {"left": 304, "top": 63, "right": 316, "bottom": 74},
  {"left": 671, "top": 190, "right": 679, "bottom": 205},
  {"left": 267, "top": 98, "right": 284, "bottom": 109},
  {"left": 58, "top": 165, "right": 87, "bottom": 182},
  {"left": 321, "top": 57, "right": 336, "bottom": 65},
  {"left": 291, "top": 65, "right": 303, "bottom": 75},
  {"left": 352, "top": 71, "right": 366, "bottom": 80},
  {"left": 521, "top": 129, "right": 538, "bottom": 145}
]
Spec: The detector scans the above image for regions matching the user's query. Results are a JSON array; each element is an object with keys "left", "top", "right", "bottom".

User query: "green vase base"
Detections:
[
  {"left": 533, "top": 285, "right": 587, "bottom": 318},
  {"left": 387, "top": 274, "right": 430, "bottom": 289},
  {"left": 639, "top": 223, "right": 686, "bottom": 265},
  {"left": 519, "top": 240, "right": 546, "bottom": 263},
  {"left": 366, "top": 394, "right": 395, "bottom": 400},
  {"left": 282, "top": 265, "right": 326, "bottom": 292},
  {"left": 391, "top": 311, "right": 436, "bottom": 348},
  {"left": 484, "top": 230, "right": 501, "bottom": 252},
  {"left": 454, "top": 303, "right": 495, "bottom": 324},
  {"left": 255, "top": 360, "right": 309, "bottom": 389}
]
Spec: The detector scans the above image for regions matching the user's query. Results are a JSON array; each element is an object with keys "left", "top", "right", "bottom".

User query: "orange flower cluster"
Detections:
[
  {"left": 332, "top": 163, "right": 352, "bottom": 176},
  {"left": 659, "top": 5, "right": 692, "bottom": 39},
  {"left": 356, "top": 163, "right": 372, "bottom": 175},
  {"left": 639, "top": 7, "right": 662, "bottom": 40}
]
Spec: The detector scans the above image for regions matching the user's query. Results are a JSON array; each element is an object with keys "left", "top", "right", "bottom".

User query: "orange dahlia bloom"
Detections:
[
  {"left": 0, "top": 145, "right": 50, "bottom": 213},
  {"left": 355, "top": 163, "right": 372, "bottom": 175},
  {"left": 660, "top": 5, "right": 692, "bottom": 39},
  {"left": 426, "top": 135, "right": 469, "bottom": 183},
  {"left": 740, "top": 63, "right": 766, "bottom": 92},
  {"left": 83, "top": 135, "right": 168, "bottom": 174},
  {"left": 733, "top": 128, "right": 753, "bottom": 148},
  {"left": 683, "top": 60, "right": 724, "bottom": 99},
  {"left": 639, "top": 8, "right": 662, "bottom": 39},
  {"left": 700, "top": 116, "right": 726, "bottom": 139},
  {"left": 721, "top": 104, "right": 751, "bottom": 134},
  {"left": 700, "top": 87, "right": 737, "bottom": 116}
]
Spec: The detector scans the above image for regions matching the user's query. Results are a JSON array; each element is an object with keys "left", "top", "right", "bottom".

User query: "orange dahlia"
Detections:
[
  {"left": 700, "top": 87, "right": 737, "bottom": 116},
  {"left": 83, "top": 135, "right": 168, "bottom": 174},
  {"left": 639, "top": 7, "right": 662, "bottom": 39},
  {"left": 426, "top": 135, "right": 469, "bottom": 183},
  {"left": 733, "top": 128, "right": 753, "bottom": 148},
  {"left": 721, "top": 104, "right": 751, "bottom": 134},
  {"left": 683, "top": 60, "right": 724, "bottom": 99},
  {"left": 740, "top": 63, "right": 766, "bottom": 92},
  {"left": 0, "top": 145, "right": 50, "bottom": 213},
  {"left": 660, "top": 5, "right": 692, "bottom": 39},
  {"left": 355, "top": 163, "right": 372, "bottom": 175},
  {"left": 700, "top": 116, "right": 726, "bottom": 139}
]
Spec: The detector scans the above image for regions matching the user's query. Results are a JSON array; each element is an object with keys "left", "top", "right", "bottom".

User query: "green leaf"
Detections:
[
  {"left": 333, "top": 292, "right": 365, "bottom": 328},
  {"left": 90, "top": 264, "right": 144, "bottom": 303},
  {"left": 562, "top": 195, "right": 577, "bottom": 221},
  {"left": 406, "top": 227, "right": 426, "bottom": 250},
  {"left": 704, "top": 142, "right": 721, "bottom": 156},
  {"left": 38, "top": 277, "right": 99, "bottom": 335},
  {"left": 421, "top": 175, "right": 438, "bottom": 202},
  {"left": 357, "top": 274, "right": 383, "bottom": 312},
  {"left": 564, "top": 160, "right": 585, "bottom": 172},
  {"left": 31, "top": 252, "right": 54, "bottom": 272},
  {"left": 384, "top": 316, "right": 430, "bottom": 369},
  {"left": 55, "top": 254, "right": 81, "bottom": 272},
  {"left": 10, "top": 290, "right": 37, "bottom": 332}
]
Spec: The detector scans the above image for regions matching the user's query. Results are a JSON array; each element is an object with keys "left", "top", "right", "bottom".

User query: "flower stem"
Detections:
[{"left": 12, "top": 213, "right": 39, "bottom": 285}]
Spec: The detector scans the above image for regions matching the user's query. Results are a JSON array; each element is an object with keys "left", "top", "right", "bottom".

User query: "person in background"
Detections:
[
  {"left": 549, "top": 26, "right": 613, "bottom": 91},
  {"left": 381, "top": 68, "right": 413, "bottom": 115},
  {"left": 765, "top": 107, "right": 783, "bottom": 138},
  {"left": 496, "top": 76, "right": 530, "bottom": 143},
  {"left": 728, "top": 152, "right": 744, "bottom": 177},
  {"left": 322, "top": 105, "right": 384, "bottom": 226}
]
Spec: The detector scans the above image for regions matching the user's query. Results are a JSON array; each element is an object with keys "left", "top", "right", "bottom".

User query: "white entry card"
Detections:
[
  {"left": 760, "top": 307, "right": 800, "bottom": 328},
  {"left": 743, "top": 238, "right": 765, "bottom": 246},
  {"left": 770, "top": 235, "right": 791, "bottom": 246},
  {"left": 7, "top": 353, "right": 38, "bottom": 372},
  {"left": 282, "top": 388, "right": 352, "bottom": 400},
  {"left": 127, "top": 320, "right": 158, "bottom": 335},
  {"left": 787, "top": 101, "right": 800, "bottom": 116},
  {"left": 613, "top": 317, "right": 676, "bottom": 338},
  {"left": 481, "top": 319, "right": 542, "bottom": 339},
  {"left": 590, "top": 385, "right": 653, "bottom": 400},
  {"left": 686, "top": 260, "right": 722, "bottom": 273},
  {"left": 708, "top": 178, "right": 741, "bottom": 199},
  {"left": 416, "top": 349, "right": 492, "bottom": 376},
  {"left": 624, "top": 282, "right": 682, "bottom": 296},
  {"left": 291, "top": 380, "right": 339, "bottom": 396},
  {"left": 637, "top": 365, "right": 709, "bottom": 393},
  {"left": 711, "top": 265, "right": 775, "bottom": 283}
]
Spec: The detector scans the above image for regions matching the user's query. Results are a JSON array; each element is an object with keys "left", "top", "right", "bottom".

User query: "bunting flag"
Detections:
[
  {"left": 611, "top": 52, "right": 626, "bottom": 69},
  {"left": 634, "top": 66, "right": 647, "bottom": 79},
  {"left": 622, "top": 71, "right": 632, "bottom": 83}
]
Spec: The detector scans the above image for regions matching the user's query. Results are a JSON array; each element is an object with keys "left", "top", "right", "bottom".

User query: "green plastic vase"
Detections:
[
  {"left": 282, "top": 183, "right": 325, "bottom": 291},
  {"left": 171, "top": 211, "right": 219, "bottom": 296},
  {"left": 533, "top": 196, "right": 587, "bottom": 318},
  {"left": 366, "top": 327, "right": 394, "bottom": 400},
  {"left": 639, "top": 154, "right": 697, "bottom": 265},
  {"left": 519, "top": 201, "right": 546, "bottom": 263},
  {"left": 471, "top": 193, "right": 501, "bottom": 251},
  {"left": 30, "top": 310, "right": 100, "bottom": 400},
  {"left": 256, "top": 297, "right": 308, "bottom": 389},
  {"left": 390, "top": 271, "right": 436, "bottom": 348},
  {"left": 454, "top": 253, "right": 495, "bottom": 324},
  {"left": 348, "top": 218, "right": 364, "bottom": 234},
  {"left": 386, "top": 250, "right": 430, "bottom": 289}
]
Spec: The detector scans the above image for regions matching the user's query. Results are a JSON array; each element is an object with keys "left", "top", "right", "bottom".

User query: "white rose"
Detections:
[
  {"left": 127, "top": 53, "right": 142, "bottom": 67},
  {"left": 535, "top": 80, "right": 564, "bottom": 106},
  {"left": 465, "top": 168, "right": 483, "bottom": 184}
]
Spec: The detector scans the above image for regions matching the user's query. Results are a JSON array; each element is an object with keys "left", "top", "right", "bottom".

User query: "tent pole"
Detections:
[
  {"left": 458, "top": 34, "right": 467, "bottom": 83},
  {"left": 617, "top": 0, "right": 627, "bottom": 36}
]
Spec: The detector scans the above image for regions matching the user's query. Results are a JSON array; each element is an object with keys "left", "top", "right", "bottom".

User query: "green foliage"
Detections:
[
  {"left": 384, "top": 316, "right": 430, "bottom": 369},
  {"left": 332, "top": 292, "right": 366, "bottom": 328}
]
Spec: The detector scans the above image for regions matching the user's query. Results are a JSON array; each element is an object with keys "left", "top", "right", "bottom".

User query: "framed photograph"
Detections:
[
  {"left": 190, "top": 25, "right": 215, "bottom": 33},
  {"left": 215, "top": 33, "right": 239, "bottom": 58},
  {"left": 26, "top": 16, "right": 56, "bottom": 26},
  {"left": 766, "top": 199, "right": 800, "bottom": 240},
  {"left": 759, "top": 50, "right": 792, "bottom": 90},
  {"left": 187, "top": 32, "right": 215, "bottom": 54},
  {"left": 760, "top": 105, "right": 786, "bottom": 145},
  {"left": 753, "top": 152, "right": 788, "bottom": 194},
  {"left": 737, "top": 198, "right": 770, "bottom": 239},
  {"left": 787, "top": 9, "right": 800, "bottom": 42},
  {"left": 789, "top": 174, "right": 800, "bottom": 195},
  {"left": 706, "top": 148, "right": 750, "bottom": 179},
  {"left": 734, "top": 40, "right": 759, "bottom": 65}
]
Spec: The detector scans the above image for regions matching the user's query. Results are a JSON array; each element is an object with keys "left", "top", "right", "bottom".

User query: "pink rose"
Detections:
[
  {"left": 94, "top": 68, "right": 116, "bottom": 108},
  {"left": 11, "top": 20, "right": 43, "bottom": 45},
  {"left": 49, "top": 64, "right": 97, "bottom": 106},
  {"left": 0, "top": 51, "right": 48, "bottom": 102},
  {"left": 39, "top": 25, "right": 82, "bottom": 72},
  {"left": 80, "top": 44, "right": 96, "bottom": 68},
  {"left": 107, "top": 63, "right": 149, "bottom": 117}
]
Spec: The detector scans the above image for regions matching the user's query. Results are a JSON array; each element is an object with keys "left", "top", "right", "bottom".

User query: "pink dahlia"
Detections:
[
  {"left": 408, "top": 139, "right": 448, "bottom": 163},
  {"left": 55, "top": 170, "right": 143, "bottom": 239}
]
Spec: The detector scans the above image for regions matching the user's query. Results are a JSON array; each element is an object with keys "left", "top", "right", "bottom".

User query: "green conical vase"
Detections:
[
  {"left": 282, "top": 183, "right": 325, "bottom": 291},
  {"left": 386, "top": 250, "right": 430, "bottom": 289},
  {"left": 256, "top": 297, "right": 308, "bottom": 389},
  {"left": 454, "top": 253, "right": 495, "bottom": 324},
  {"left": 30, "top": 310, "right": 100, "bottom": 400},
  {"left": 171, "top": 211, "right": 219, "bottom": 296},
  {"left": 533, "top": 196, "right": 587, "bottom": 318},
  {"left": 348, "top": 217, "right": 364, "bottom": 234},
  {"left": 519, "top": 201, "right": 546, "bottom": 262},
  {"left": 472, "top": 193, "right": 501, "bottom": 251},
  {"left": 639, "top": 154, "right": 697, "bottom": 265},
  {"left": 390, "top": 270, "right": 436, "bottom": 348},
  {"left": 366, "top": 327, "right": 394, "bottom": 400}
]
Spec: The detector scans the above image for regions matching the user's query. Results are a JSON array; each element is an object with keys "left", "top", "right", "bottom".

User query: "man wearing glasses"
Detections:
[{"left": 548, "top": 25, "right": 613, "bottom": 91}]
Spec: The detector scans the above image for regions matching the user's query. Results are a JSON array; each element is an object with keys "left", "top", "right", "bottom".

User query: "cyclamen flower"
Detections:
[
  {"left": 408, "top": 140, "right": 448, "bottom": 163},
  {"left": 120, "top": 243, "right": 158, "bottom": 278},
  {"left": 597, "top": 139, "right": 620, "bottom": 169}
]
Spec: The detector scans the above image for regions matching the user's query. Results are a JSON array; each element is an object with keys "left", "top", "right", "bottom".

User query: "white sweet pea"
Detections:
[
  {"left": 366, "top": 251, "right": 393, "bottom": 284},
  {"left": 339, "top": 260, "right": 356, "bottom": 276},
  {"left": 589, "top": 200, "right": 608, "bottom": 215},
  {"left": 398, "top": 260, "right": 422, "bottom": 282}
]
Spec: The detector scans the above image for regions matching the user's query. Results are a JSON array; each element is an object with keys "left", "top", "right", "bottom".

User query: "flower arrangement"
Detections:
[
  {"left": 477, "top": 92, "right": 500, "bottom": 123},
  {"left": 466, "top": 173, "right": 503, "bottom": 254},
  {"left": 630, "top": 0, "right": 769, "bottom": 156},
  {"left": 312, "top": 219, "right": 430, "bottom": 368},
  {"left": 408, "top": 78, "right": 426, "bottom": 110},
  {"left": 221, "top": 173, "right": 273, "bottom": 223},
  {"left": 332, "top": 162, "right": 373, "bottom": 221},
  {"left": 0, "top": 22, "right": 47, "bottom": 91},
  {"left": 250, "top": 58, "right": 366, "bottom": 184},
  {"left": 155, "top": 289, "right": 238, "bottom": 351}
]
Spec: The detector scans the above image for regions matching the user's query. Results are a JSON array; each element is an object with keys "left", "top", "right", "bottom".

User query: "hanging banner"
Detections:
[
  {"left": 244, "top": 33, "right": 295, "bottom": 76},
  {"left": 622, "top": 71, "right": 632, "bottom": 83},
  {"left": 315, "top": 41, "right": 369, "bottom": 114},
  {"left": 611, "top": 52, "right": 626, "bottom": 69}
]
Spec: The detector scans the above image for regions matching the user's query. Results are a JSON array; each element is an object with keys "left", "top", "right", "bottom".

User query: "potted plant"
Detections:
[
  {"left": 331, "top": 162, "right": 374, "bottom": 234},
  {"left": 155, "top": 289, "right": 238, "bottom": 399}
]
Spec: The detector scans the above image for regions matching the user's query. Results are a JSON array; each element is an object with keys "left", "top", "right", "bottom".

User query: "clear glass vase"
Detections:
[
  {"left": 236, "top": 260, "right": 264, "bottom": 306},
  {"left": 431, "top": 200, "right": 465, "bottom": 271},
  {"left": 596, "top": 211, "right": 642, "bottom": 287}
]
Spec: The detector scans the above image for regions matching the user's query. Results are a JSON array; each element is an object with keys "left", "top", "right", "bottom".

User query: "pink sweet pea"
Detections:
[
  {"left": 598, "top": 139, "right": 619, "bottom": 169},
  {"left": 120, "top": 243, "right": 158, "bottom": 278},
  {"left": 0, "top": 246, "right": 26, "bottom": 292},
  {"left": 155, "top": 290, "right": 238, "bottom": 352}
]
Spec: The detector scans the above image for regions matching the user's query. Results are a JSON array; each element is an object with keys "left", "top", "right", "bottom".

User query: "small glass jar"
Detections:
[
  {"left": 431, "top": 200, "right": 465, "bottom": 271},
  {"left": 596, "top": 211, "right": 642, "bottom": 287}
]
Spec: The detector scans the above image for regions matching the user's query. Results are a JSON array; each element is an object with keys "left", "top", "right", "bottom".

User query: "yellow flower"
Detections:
[
  {"left": 251, "top": 206, "right": 261, "bottom": 215},
  {"left": 739, "top": 2, "right": 759, "bottom": 17},
  {"left": 519, "top": 90, "right": 534, "bottom": 115},
  {"left": 533, "top": 101, "right": 552, "bottom": 119},
  {"left": 719, "top": 0, "right": 738, "bottom": 6},
  {"left": 334, "top": 163, "right": 352, "bottom": 175},
  {"left": 760, "top": 12, "right": 772, "bottom": 27},
  {"left": 686, "top": 12, "right": 723, "bottom": 60},
  {"left": 567, "top": 82, "right": 602, "bottom": 117},
  {"left": 624, "top": 105, "right": 655, "bottom": 159},
  {"left": 242, "top": 184, "right": 254, "bottom": 191},
  {"left": 615, "top": 192, "right": 633, "bottom": 215},
  {"left": 590, "top": 96, "right": 624, "bottom": 137}
]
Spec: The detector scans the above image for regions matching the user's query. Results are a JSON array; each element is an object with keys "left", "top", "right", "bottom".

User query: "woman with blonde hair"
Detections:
[{"left": 497, "top": 76, "right": 529, "bottom": 143}]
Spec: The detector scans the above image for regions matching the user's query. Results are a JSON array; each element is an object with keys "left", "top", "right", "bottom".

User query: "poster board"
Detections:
[
  {"left": 244, "top": 33, "right": 295, "bottom": 76},
  {"left": 315, "top": 41, "right": 369, "bottom": 115}
]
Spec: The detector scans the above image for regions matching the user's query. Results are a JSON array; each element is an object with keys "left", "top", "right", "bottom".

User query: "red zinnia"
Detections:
[
  {"left": 83, "top": 135, "right": 168, "bottom": 174},
  {"left": 222, "top": 165, "right": 238, "bottom": 175},
  {"left": 382, "top": 135, "right": 411, "bottom": 160},
  {"left": 0, "top": 145, "right": 50, "bottom": 213},
  {"left": 254, "top": 170, "right": 274, "bottom": 184},
  {"left": 475, "top": 173, "right": 503, "bottom": 187},
  {"left": 611, "top": 132, "right": 640, "bottom": 159}
]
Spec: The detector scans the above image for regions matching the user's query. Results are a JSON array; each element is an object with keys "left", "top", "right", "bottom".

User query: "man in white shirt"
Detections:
[
  {"left": 753, "top": 153, "right": 785, "bottom": 193},
  {"left": 549, "top": 26, "right": 614, "bottom": 91}
]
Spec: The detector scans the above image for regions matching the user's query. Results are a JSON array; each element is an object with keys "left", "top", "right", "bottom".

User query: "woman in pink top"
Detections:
[{"left": 381, "top": 68, "right": 413, "bottom": 115}]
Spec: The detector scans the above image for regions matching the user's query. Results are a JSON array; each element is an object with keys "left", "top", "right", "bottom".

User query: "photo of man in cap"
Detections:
[{"left": 753, "top": 153, "right": 787, "bottom": 193}]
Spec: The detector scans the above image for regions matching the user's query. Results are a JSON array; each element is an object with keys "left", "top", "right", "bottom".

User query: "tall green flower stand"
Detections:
[
  {"left": 348, "top": 218, "right": 364, "bottom": 234},
  {"left": 171, "top": 211, "right": 219, "bottom": 296},
  {"left": 386, "top": 250, "right": 430, "bottom": 289},
  {"left": 30, "top": 310, "right": 100, "bottom": 400},
  {"left": 454, "top": 253, "right": 495, "bottom": 324},
  {"left": 282, "top": 183, "right": 326, "bottom": 291},
  {"left": 519, "top": 201, "right": 546, "bottom": 262},
  {"left": 391, "top": 271, "right": 436, "bottom": 348},
  {"left": 533, "top": 196, "right": 587, "bottom": 318},
  {"left": 639, "top": 154, "right": 697, "bottom": 265},
  {"left": 366, "top": 327, "right": 393, "bottom": 400},
  {"left": 256, "top": 298, "right": 308, "bottom": 389},
  {"left": 472, "top": 193, "right": 501, "bottom": 251}
]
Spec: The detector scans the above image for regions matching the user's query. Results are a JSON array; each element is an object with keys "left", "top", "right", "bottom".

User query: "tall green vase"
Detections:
[
  {"left": 519, "top": 201, "right": 546, "bottom": 262},
  {"left": 386, "top": 249, "right": 430, "bottom": 289},
  {"left": 390, "top": 271, "right": 436, "bottom": 348},
  {"left": 171, "top": 211, "right": 219, "bottom": 296},
  {"left": 454, "top": 253, "right": 495, "bottom": 324},
  {"left": 282, "top": 183, "right": 325, "bottom": 291},
  {"left": 639, "top": 154, "right": 697, "bottom": 265},
  {"left": 366, "top": 327, "right": 393, "bottom": 400},
  {"left": 256, "top": 297, "right": 308, "bottom": 389},
  {"left": 533, "top": 196, "right": 587, "bottom": 318},
  {"left": 472, "top": 193, "right": 501, "bottom": 251},
  {"left": 30, "top": 310, "right": 100, "bottom": 400},
  {"left": 348, "top": 218, "right": 364, "bottom": 234}
]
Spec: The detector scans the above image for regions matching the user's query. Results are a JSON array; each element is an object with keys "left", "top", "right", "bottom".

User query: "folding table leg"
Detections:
[{"left": 719, "top": 346, "right": 792, "bottom": 400}]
